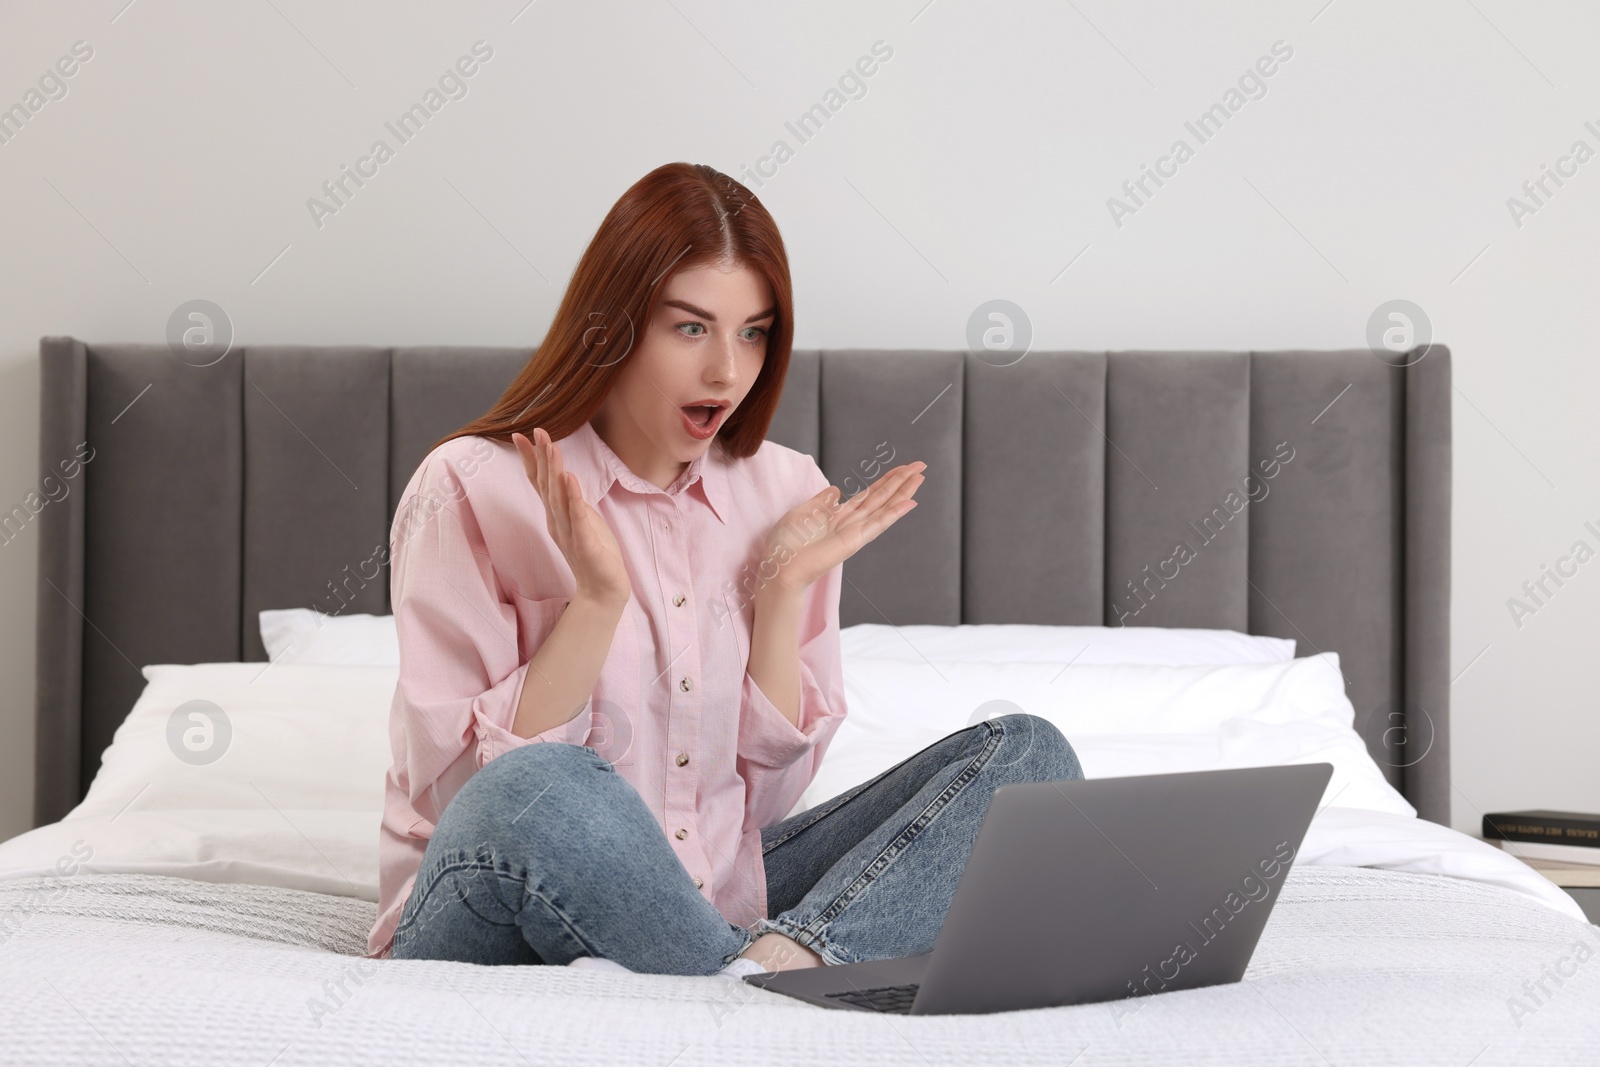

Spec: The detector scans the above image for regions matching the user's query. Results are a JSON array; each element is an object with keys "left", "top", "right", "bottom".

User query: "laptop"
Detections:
[{"left": 743, "top": 761, "right": 1333, "bottom": 1015}]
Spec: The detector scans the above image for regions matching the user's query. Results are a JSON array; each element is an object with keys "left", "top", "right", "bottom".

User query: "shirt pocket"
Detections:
[
  {"left": 511, "top": 591, "right": 639, "bottom": 763},
  {"left": 510, "top": 592, "right": 570, "bottom": 665},
  {"left": 591, "top": 596, "right": 642, "bottom": 768},
  {"left": 718, "top": 588, "right": 753, "bottom": 668},
  {"left": 512, "top": 589, "right": 639, "bottom": 719}
]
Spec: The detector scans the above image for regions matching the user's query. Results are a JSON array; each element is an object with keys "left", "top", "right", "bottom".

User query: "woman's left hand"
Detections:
[{"left": 758, "top": 461, "right": 927, "bottom": 597}]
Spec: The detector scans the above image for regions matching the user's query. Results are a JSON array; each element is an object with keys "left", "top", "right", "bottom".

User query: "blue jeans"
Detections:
[{"left": 389, "top": 712, "right": 1082, "bottom": 975}]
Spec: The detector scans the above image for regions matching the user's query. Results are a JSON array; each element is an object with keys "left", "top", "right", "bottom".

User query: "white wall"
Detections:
[{"left": 1, "top": 0, "right": 1595, "bottom": 842}]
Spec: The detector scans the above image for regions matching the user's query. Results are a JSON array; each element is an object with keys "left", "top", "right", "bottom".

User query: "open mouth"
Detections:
[{"left": 680, "top": 402, "right": 728, "bottom": 438}]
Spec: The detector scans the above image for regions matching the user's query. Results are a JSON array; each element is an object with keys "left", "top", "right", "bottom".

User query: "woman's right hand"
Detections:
[{"left": 512, "top": 429, "right": 631, "bottom": 609}]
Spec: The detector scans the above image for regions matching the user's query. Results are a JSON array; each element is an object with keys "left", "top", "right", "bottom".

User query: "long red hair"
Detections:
[{"left": 432, "top": 162, "right": 794, "bottom": 459}]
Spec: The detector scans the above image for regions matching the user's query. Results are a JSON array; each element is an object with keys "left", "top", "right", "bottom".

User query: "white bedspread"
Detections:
[
  {"left": 1297, "top": 806, "right": 1592, "bottom": 923},
  {"left": 2, "top": 803, "right": 1597, "bottom": 1064},
  {"left": 1, "top": 863, "right": 1597, "bottom": 1065}
]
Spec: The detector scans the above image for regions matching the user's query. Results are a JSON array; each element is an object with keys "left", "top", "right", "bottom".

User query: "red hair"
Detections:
[{"left": 433, "top": 162, "right": 794, "bottom": 460}]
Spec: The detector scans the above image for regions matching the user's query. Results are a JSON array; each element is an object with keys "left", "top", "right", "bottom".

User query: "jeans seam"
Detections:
[
  {"left": 760, "top": 782, "right": 868, "bottom": 854},
  {"left": 518, "top": 874, "right": 603, "bottom": 959},
  {"left": 761, "top": 722, "right": 986, "bottom": 856},
  {"left": 752, "top": 915, "right": 851, "bottom": 966},
  {"left": 394, "top": 854, "right": 490, "bottom": 939},
  {"left": 396, "top": 855, "right": 597, "bottom": 958},
  {"left": 781, "top": 718, "right": 1006, "bottom": 959}
]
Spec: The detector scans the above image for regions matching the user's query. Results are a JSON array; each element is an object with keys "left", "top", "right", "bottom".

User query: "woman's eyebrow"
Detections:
[{"left": 662, "top": 299, "right": 776, "bottom": 324}]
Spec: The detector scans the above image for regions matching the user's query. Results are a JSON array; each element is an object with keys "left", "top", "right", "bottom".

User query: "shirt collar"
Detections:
[{"left": 561, "top": 419, "right": 730, "bottom": 525}]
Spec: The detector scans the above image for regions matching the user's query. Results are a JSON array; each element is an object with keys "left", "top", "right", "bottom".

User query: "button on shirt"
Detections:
[{"left": 367, "top": 420, "right": 847, "bottom": 958}]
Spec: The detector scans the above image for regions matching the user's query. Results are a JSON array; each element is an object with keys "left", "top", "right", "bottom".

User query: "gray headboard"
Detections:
[{"left": 32, "top": 339, "right": 1452, "bottom": 828}]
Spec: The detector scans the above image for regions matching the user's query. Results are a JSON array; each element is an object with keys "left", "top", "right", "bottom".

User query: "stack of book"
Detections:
[{"left": 1483, "top": 809, "right": 1600, "bottom": 866}]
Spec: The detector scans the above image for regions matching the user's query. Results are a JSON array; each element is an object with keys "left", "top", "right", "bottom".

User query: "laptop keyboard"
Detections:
[{"left": 823, "top": 982, "right": 920, "bottom": 1013}]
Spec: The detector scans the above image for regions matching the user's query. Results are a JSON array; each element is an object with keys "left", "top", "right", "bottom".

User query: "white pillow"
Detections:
[
  {"left": 0, "top": 662, "right": 397, "bottom": 900},
  {"left": 257, "top": 613, "right": 1295, "bottom": 670},
  {"left": 839, "top": 623, "right": 1294, "bottom": 665},
  {"left": 794, "top": 652, "right": 1414, "bottom": 820},
  {"left": 260, "top": 608, "right": 400, "bottom": 666}
]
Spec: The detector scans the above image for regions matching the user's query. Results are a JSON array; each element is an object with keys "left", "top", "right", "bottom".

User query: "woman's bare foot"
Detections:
[{"left": 740, "top": 931, "right": 824, "bottom": 972}]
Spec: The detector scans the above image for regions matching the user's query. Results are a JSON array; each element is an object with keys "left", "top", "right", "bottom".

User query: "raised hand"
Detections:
[
  {"left": 512, "top": 429, "right": 631, "bottom": 607},
  {"left": 760, "top": 460, "right": 927, "bottom": 596}
]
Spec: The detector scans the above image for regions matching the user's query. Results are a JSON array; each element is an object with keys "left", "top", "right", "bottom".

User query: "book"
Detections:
[
  {"left": 1482, "top": 809, "right": 1600, "bottom": 848},
  {"left": 1493, "top": 839, "right": 1600, "bottom": 867}
]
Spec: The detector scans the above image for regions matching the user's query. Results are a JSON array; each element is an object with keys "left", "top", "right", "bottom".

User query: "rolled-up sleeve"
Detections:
[
  {"left": 391, "top": 454, "right": 592, "bottom": 808},
  {"left": 736, "top": 459, "right": 849, "bottom": 828}
]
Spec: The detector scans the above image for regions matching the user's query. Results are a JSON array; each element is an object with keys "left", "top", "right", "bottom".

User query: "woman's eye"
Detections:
[{"left": 675, "top": 322, "right": 767, "bottom": 341}]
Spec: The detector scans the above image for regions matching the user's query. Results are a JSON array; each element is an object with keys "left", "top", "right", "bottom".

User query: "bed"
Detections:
[{"left": 4, "top": 337, "right": 1597, "bottom": 1065}]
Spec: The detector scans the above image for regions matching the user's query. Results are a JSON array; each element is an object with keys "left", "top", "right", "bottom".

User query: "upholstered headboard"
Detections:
[{"left": 31, "top": 339, "right": 1451, "bottom": 827}]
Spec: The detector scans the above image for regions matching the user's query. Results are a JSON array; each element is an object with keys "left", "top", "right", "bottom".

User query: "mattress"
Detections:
[{"left": 2, "top": 864, "right": 1597, "bottom": 1065}]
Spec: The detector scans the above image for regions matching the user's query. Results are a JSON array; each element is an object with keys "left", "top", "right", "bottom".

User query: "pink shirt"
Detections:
[{"left": 367, "top": 419, "right": 847, "bottom": 958}]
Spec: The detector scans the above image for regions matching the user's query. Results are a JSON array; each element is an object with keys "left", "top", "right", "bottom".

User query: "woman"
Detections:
[{"left": 370, "top": 162, "right": 1083, "bottom": 976}]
